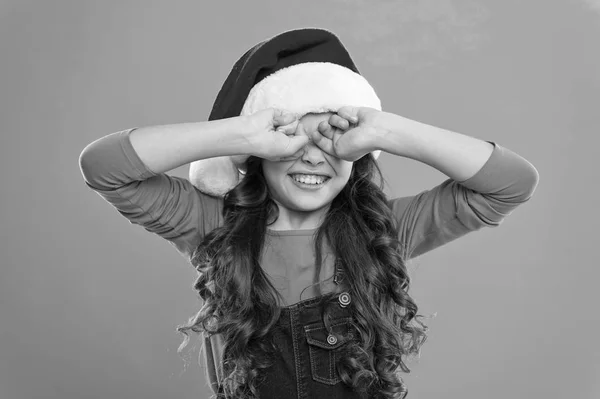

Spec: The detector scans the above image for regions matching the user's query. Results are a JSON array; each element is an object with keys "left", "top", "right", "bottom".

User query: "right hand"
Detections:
[{"left": 242, "top": 108, "right": 310, "bottom": 162}]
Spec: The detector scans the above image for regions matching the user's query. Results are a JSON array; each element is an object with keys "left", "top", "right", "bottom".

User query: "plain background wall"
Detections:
[{"left": 1, "top": 0, "right": 598, "bottom": 398}]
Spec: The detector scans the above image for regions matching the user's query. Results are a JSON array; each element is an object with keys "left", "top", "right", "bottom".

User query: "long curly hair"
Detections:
[{"left": 177, "top": 153, "right": 428, "bottom": 398}]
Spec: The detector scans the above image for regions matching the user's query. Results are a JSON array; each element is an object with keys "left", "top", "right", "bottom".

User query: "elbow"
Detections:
[
  {"left": 78, "top": 138, "right": 115, "bottom": 190},
  {"left": 78, "top": 142, "right": 98, "bottom": 186},
  {"left": 479, "top": 162, "right": 540, "bottom": 226},
  {"left": 517, "top": 160, "right": 540, "bottom": 203},
  {"left": 491, "top": 158, "right": 541, "bottom": 204},
  {"left": 78, "top": 129, "right": 141, "bottom": 191}
]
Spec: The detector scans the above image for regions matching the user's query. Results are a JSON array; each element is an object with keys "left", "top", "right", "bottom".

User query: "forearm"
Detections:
[
  {"left": 376, "top": 112, "right": 495, "bottom": 182},
  {"left": 129, "top": 116, "right": 250, "bottom": 174}
]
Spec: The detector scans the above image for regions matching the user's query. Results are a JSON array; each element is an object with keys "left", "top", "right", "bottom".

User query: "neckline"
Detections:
[{"left": 266, "top": 227, "right": 318, "bottom": 236}]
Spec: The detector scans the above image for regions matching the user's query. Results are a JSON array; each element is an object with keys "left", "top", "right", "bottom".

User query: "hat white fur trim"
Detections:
[{"left": 190, "top": 62, "right": 382, "bottom": 196}]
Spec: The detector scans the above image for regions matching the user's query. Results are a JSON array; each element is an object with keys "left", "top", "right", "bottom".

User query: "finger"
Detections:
[
  {"left": 278, "top": 153, "right": 302, "bottom": 162},
  {"left": 276, "top": 120, "right": 299, "bottom": 135},
  {"left": 337, "top": 106, "right": 358, "bottom": 124},
  {"left": 329, "top": 114, "right": 350, "bottom": 130},
  {"left": 282, "top": 136, "right": 310, "bottom": 157},
  {"left": 278, "top": 146, "right": 304, "bottom": 161},
  {"left": 295, "top": 122, "right": 312, "bottom": 139},
  {"left": 273, "top": 109, "right": 297, "bottom": 126},
  {"left": 317, "top": 120, "right": 336, "bottom": 140},
  {"left": 273, "top": 130, "right": 303, "bottom": 160},
  {"left": 311, "top": 127, "right": 335, "bottom": 155}
]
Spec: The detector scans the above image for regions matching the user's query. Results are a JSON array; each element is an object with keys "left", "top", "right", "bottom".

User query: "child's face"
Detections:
[{"left": 261, "top": 112, "right": 353, "bottom": 213}]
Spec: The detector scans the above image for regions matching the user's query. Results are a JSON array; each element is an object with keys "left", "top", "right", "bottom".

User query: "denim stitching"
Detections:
[
  {"left": 329, "top": 348, "right": 335, "bottom": 382},
  {"left": 290, "top": 306, "right": 304, "bottom": 399}
]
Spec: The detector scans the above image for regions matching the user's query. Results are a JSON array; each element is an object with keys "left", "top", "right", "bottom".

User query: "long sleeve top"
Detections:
[{"left": 78, "top": 128, "right": 539, "bottom": 393}]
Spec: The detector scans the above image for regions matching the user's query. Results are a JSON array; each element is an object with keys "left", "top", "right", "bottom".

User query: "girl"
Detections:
[{"left": 79, "top": 28, "right": 539, "bottom": 399}]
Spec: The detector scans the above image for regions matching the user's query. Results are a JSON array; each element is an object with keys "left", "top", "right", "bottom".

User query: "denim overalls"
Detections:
[{"left": 216, "top": 271, "right": 376, "bottom": 398}]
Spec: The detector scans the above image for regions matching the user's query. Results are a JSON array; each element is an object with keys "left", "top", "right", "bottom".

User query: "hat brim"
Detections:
[{"left": 190, "top": 62, "right": 382, "bottom": 197}]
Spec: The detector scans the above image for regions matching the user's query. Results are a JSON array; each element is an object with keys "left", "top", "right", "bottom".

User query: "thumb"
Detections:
[{"left": 273, "top": 108, "right": 297, "bottom": 126}]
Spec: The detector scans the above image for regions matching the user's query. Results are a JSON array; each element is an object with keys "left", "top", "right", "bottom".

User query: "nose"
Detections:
[
  {"left": 301, "top": 141, "right": 325, "bottom": 165},
  {"left": 296, "top": 123, "right": 325, "bottom": 165}
]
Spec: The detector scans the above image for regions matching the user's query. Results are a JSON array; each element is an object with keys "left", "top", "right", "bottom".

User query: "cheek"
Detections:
[
  {"left": 337, "top": 162, "right": 354, "bottom": 181},
  {"left": 261, "top": 163, "right": 290, "bottom": 192},
  {"left": 334, "top": 174, "right": 351, "bottom": 192},
  {"left": 262, "top": 160, "right": 284, "bottom": 178},
  {"left": 264, "top": 171, "right": 282, "bottom": 191}
]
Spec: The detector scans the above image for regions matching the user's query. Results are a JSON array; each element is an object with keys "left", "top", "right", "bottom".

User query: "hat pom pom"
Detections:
[{"left": 189, "top": 156, "right": 242, "bottom": 197}]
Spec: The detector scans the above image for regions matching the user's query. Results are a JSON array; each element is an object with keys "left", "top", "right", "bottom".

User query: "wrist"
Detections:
[
  {"left": 374, "top": 112, "right": 420, "bottom": 159},
  {"left": 232, "top": 115, "right": 259, "bottom": 157}
]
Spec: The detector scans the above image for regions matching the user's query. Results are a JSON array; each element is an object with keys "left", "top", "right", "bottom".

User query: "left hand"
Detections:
[{"left": 305, "top": 106, "right": 385, "bottom": 162}]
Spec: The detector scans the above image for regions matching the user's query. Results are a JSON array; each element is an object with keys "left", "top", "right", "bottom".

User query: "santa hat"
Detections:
[{"left": 189, "top": 28, "right": 382, "bottom": 197}]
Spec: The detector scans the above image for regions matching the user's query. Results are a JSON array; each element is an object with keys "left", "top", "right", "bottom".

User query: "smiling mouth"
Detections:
[{"left": 288, "top": 174, "right": 331, "bottom": 187}]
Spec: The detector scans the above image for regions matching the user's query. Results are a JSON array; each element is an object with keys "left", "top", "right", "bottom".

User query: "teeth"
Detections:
[{"left": 291, "top": 174, "right": 327, "bottom": 185}]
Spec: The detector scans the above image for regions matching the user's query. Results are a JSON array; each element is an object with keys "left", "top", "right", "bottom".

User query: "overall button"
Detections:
[
  {"left": 338, "top": 292, "right": 351, "bottom": 308},
  {"left": 326, "top": 334, "right": 338, "bottom": 345}
]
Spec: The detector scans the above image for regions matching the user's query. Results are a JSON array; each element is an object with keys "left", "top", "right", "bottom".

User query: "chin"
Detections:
[
  {"left": 295, "top": 202, "right": 329, "bottom": 212},
  {"left": 289, "top": 193, "right": 335, "bottom": 211}
]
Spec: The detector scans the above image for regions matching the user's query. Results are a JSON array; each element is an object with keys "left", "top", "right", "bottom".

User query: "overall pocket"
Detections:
[{"left": 303, "top": 316, "right": 356, "bottom": 385}]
